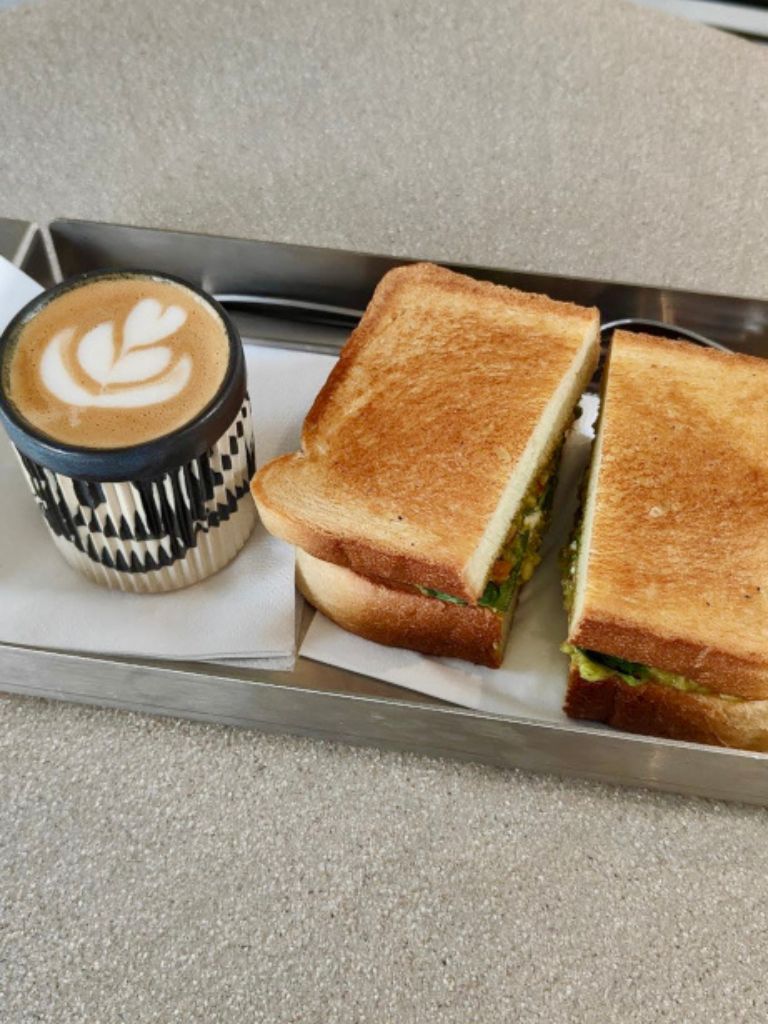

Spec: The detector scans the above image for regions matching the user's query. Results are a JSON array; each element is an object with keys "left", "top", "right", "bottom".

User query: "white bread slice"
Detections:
[
  {"left": 569, "top": 331, "right": 768, "bottom": 701},
  {"left": 253, "top": 262, "right": 599, "bottom": 602},
  {"left": 296, "top": 548, "right": 512, "bottom": 667},
  {"left": 565, "top": 667, "right": 768, "bottom": 752}
]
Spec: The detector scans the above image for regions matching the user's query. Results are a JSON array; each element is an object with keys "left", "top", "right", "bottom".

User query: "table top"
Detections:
[{"left": 1, "top": 1, "right": 767, "bottom": 1021}]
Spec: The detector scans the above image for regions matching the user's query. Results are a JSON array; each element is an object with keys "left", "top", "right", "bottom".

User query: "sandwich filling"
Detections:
[
  {"left": 417, "top": 440, "right": 563, "bottom": 615},
  {"left": 559, "top": 644, "right": 741, "bottom": 699},
  {"left": 560, "top": 490, "right": 741, "bottom": 702}
]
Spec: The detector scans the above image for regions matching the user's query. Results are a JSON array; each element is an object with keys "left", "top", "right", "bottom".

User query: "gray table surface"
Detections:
[{"left": 1, "top": 1, "right": 767, "bottom": 1022}]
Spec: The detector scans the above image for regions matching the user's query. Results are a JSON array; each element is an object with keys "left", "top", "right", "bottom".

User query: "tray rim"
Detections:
[{"left": 49, "top": 215, "right": 768, "bottom": 308}]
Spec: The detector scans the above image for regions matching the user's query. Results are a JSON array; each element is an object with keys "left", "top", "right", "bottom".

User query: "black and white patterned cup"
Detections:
[{"left": 0, "top": 269, "right": 257, "bottom": 593}]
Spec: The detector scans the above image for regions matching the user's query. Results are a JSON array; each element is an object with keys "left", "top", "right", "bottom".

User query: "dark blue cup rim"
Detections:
[{"left": 0, "top": 268, "right": 246, "bottom": 482}]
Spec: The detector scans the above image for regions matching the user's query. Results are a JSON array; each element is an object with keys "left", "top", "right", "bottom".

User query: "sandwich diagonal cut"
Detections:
[
  {"left": 563, "top": 329, "right": 768, "bottom": 750},
  {"left": 252, "top": 262, "right": 600, "bottom": 667}
]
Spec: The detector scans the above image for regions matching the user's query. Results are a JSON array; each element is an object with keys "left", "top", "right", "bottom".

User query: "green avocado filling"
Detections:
[
  {"left": 418, "top": 588, "right": 467, "bottom": 606},
  {"left": 417, "top": 441, "right": 562, "bottom": 614},
  {"left": 560, "top": 643, "right": 723, "bottom": 696},
  {"left": 560, "top": 531, "right": 580, "bottom": 616},
  {"left": 560, "top": 472, "right": 588, "bottom": 616}
]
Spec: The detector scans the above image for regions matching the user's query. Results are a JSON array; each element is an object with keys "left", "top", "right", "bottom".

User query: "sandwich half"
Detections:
[
  {"left": 563, "top": 329, "right": 768, "bottom": 750},
  {"left": 253, "top": 262, "right": 599, "bottom": 666}
]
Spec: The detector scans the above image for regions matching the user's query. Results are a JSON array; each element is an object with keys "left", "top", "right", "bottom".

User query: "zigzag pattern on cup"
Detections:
[{"left": 18, "top": 400, "right": 257, "bottom": 583}]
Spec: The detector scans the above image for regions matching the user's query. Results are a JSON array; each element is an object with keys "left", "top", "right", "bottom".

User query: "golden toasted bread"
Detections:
[
  {"left": 253, "top": 262, "right": 599, "bottom": 602},
  {"left": 296, "top": 549, "right": 510, "bottom": 667},
  {"left": 565, "top": 667, "right": 768, "bottom": 752},
  {"left": 569, "top": 330, "right": 768, "bottom": 701}
]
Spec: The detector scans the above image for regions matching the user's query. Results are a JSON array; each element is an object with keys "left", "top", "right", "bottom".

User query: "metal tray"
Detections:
[{"left": 2, "top": 216, "right": 768, "bottom": 806}]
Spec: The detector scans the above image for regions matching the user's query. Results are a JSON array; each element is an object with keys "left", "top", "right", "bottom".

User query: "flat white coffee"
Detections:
[{"left": 7, "top": 275, "right": 229, "bottom": 448}]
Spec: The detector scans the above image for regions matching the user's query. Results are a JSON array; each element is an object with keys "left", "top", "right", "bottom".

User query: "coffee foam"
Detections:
[{"left": 6, "top": 276, "right": 230, "bottom": 449}]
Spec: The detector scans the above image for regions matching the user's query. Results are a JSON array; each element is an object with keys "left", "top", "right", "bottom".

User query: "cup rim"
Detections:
[{"left": 0, "top": 268, "right": 246, "bottom": 481}]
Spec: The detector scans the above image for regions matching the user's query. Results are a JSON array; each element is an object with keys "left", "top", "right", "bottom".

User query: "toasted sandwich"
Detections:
[
  {"left": 253, "top": 262, "right": 599, "bottom": 666},
  {"left": 563, "top": 330, "right": 768, "bottom": 750}
]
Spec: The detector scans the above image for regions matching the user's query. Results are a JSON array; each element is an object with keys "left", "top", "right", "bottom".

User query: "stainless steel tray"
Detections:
[{"left": 3, "top": 216, "right": 768, "bottom": 805}]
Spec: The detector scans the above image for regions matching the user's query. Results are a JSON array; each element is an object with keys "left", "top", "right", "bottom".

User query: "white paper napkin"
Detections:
[
  {"left": 300, "top": 395, "right": 599, "bottom": 720},
  {"left": 0, "top": 255, "right": 44, "bottom": 331}
]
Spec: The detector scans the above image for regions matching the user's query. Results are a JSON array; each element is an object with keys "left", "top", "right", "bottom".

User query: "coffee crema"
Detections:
[{"left": 6, "top": 276, "right": 230, "bottom": 449}]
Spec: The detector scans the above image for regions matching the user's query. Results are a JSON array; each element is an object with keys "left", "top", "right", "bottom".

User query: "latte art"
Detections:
[
  {"left": 42, "top": 298, "right": 192, "bottom": 409},
  {"left": 7, "top": 276, "right": 230, "bottom": 449}
]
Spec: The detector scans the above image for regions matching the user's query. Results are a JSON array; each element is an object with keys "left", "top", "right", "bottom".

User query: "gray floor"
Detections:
[
  {"left": 4, "top": 696, "right": 768, "bottom": 1023},
  {"left": 1, "top": 1, "right": 768, "bottom": 1021}
]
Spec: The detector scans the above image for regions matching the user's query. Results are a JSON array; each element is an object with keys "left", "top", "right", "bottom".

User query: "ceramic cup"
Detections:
[{"left": 0, "top": 269, "right": 257, "bottom": 593}]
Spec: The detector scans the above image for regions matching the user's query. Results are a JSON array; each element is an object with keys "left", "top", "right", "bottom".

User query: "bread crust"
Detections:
[
  {"left": 296, "top": 548, "right": 508, "bottom": 668},
  {"left": 257, "top": 483, "right": 478, "bottom": 599},
  {"left": 564, "top": 666, "right": 768, "bottom": 752},
  {"left": 253, "top": 261, "right": 599, "bottom": 602},
  {"left": 570, "top": 330, "right": 768, "bottom": 699}
]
